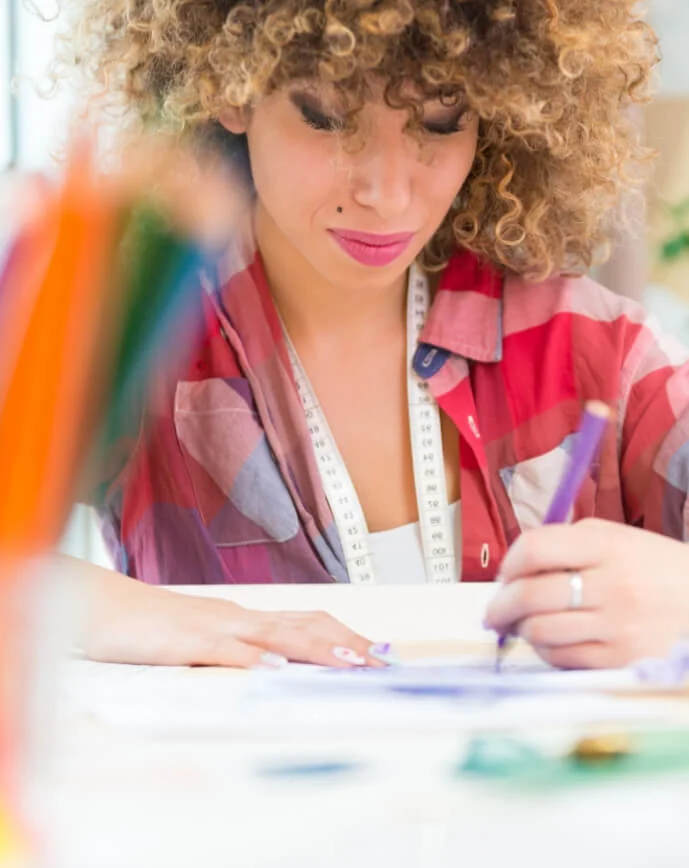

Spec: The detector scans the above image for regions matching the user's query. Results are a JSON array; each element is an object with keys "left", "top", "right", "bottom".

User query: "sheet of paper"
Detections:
[
  {"left": 58, "top": 656, "right": 664, "bottom": 738},
  {"left": 260, "top": 656, "right": 640, "bottom": 696}
]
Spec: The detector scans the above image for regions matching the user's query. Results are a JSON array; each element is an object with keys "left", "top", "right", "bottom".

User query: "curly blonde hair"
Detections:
[{"left": 60, "top": 0, "right": 659, "bottom": 279}]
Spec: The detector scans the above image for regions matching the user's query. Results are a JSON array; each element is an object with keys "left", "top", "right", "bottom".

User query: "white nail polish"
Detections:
[
  {"left": 333, "top": 646, "right": 367, "bottom": 666},
  {"left": 368, "top": 643, "right": 398, "bottom": 664},
  {"left": 257, "top": 652, "right": 288, "bottom": 669}
]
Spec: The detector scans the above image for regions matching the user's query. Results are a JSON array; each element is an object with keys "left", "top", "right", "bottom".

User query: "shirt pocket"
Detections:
[
  {"left": 498, "top": 434, "right": 599, "bottom": 531},
  {"left": 174, "top": 378, "right": 299, "bottom": 547}
]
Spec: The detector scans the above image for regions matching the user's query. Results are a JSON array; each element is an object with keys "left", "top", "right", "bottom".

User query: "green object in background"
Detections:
[
  {"left": 458, "top": 730, "right": 689, "bottom": 789},
  {"left": 662, "top": 231, "right": 689, "bottom": 262},
  {"left": 660, "top": 198, "right": 689, "bottom": 263}
]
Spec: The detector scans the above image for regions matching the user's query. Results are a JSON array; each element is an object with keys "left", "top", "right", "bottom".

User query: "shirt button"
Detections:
[
  {"left": 468, "top": 415, "right": 480, "bottom": 438},
  {"left": 480, "top": 543, "right": 490, "bottom": 569}
]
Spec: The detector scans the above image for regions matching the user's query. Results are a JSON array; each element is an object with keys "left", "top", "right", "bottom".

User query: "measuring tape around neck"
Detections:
[{"left": 284, "top": 264, "right": 457, "bottom": 585}]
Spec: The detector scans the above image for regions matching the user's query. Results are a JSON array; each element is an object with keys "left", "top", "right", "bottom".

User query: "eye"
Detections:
[
  {"left": 423, "top": 111, "right": 470, "bottom": 137},
  {"left": 299, "top": 101, "right": 344, "bottom": 133}
]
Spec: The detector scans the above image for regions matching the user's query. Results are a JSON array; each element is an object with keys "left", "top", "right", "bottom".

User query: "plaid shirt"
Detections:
[{"left": 94, "top": 233, "right": 689, "bottom": 585}]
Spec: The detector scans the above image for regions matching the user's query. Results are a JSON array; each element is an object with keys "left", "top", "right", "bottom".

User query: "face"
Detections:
[{"left": 219, "top": 79, "right": 479, "bottom": 293}]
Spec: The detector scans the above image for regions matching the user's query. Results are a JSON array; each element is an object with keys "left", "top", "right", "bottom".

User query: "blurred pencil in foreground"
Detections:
[{"left": 0, "top": 131, "right": 245, "bottom": 865}]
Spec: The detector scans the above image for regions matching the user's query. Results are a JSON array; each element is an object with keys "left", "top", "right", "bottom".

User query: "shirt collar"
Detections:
[
  {"left": 211, "top": 224, "right": 505, "bottom": 365},
  {"left": 421, "top": 250, "right": 505, "bottom": 363}
]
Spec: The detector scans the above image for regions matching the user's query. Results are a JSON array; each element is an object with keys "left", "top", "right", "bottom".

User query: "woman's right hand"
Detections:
[{"left": 60, "top": 554, "right": 390, "bottom": 669}]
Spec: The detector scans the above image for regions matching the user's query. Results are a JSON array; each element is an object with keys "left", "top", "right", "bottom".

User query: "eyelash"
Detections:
[
  {"left": 423, "top": 114, "right": 469, "bottom": 136},
  {"left": 300, "top": 103, "right": 343, "bottom": 133},
  {"left": 299, "top": 103, "right": 469, "bottom": 137}
]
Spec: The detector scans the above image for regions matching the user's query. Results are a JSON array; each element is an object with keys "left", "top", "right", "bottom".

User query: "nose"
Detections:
[{"left": 349, "top": 122, "right": 414, "bottom": 220}]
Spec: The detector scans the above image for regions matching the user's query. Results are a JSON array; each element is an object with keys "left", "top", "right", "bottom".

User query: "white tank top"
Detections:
[{"left": 367, "top": 502, "right": 462, "bottom": 585}]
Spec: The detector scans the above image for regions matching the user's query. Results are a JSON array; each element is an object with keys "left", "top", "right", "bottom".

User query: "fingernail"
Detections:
[
  {"left": 368, "top": 642, "right": 399, "bottom": 665},
  {"left": 255, "top": 652, "right": 288, "bottom": 670},
  {"left": 332, "top": 647, "right": 367, "bottom": 666}
]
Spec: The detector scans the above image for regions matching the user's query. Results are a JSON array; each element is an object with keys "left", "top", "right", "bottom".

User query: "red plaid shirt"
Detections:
[{"left": 93, "top": 240, "right": 689, "bottom": 584}]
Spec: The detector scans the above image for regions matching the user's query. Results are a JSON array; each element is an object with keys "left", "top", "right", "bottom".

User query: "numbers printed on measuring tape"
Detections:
[{"left": 285, "top": 263, "right": 457, "bottom": 585}]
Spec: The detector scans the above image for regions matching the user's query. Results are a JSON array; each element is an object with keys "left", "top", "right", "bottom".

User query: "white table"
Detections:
[{"left": 41, "top": 585, "right": 689, "bottom": 868}]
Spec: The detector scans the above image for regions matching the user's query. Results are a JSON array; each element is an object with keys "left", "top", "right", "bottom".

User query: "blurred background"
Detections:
[{"left": 1, "top": 0, "right": 688, "bottom": 565}]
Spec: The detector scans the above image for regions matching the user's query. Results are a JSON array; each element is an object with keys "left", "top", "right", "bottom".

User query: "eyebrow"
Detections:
[
  {"left": 288, "top": 85, "right": 468, "bottom": 117},
  {"left": 288, "top": 88, "right": 343, "bottom": 113}
]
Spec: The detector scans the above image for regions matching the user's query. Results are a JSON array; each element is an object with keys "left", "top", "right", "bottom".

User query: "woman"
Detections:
[{"left": 59, "top": 0, "right": 689, "bottom": 669}]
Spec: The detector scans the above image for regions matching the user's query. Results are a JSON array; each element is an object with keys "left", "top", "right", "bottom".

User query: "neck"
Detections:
[{"left": 254, "top": 202, "right": 407, "bottom": 349}]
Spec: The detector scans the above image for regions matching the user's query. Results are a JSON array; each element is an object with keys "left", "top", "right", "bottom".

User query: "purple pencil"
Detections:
[
  {"left": 495, "top": 400, "right": 612, "bottom": 671},
  {"left": 543, "top": 401, "right": 611, "bottom": 524}
]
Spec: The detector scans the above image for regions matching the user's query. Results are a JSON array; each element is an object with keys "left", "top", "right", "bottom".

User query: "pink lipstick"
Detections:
[{"left": 328, "top": 228, "right": 415, "bottom": 267}]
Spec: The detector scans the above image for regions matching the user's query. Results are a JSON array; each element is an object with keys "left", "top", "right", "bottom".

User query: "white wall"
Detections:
[
  {"left": 652, "top": 0, "right": 689, "bottom": 95},
  {"left": 0, "top": 1, "right": 12, "bottom": 168},
  {"left": 13, "top": 0, "right": 76, "bottom": 171}
]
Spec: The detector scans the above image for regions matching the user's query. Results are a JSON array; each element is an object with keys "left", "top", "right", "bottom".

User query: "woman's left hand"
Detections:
[{"left": 483, "top": 518, "right": 689, "bottom": 669}]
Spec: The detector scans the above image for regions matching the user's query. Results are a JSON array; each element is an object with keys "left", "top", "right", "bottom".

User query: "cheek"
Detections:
[
  {"left": 249, "top": 129, "right": 340, "bottom": 224},
  {"left": 423, "top": 139, "right": 477, "bottom": 208}
]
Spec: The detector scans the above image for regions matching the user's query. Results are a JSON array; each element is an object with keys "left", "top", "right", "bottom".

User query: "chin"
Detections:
[
  {"left": 320, "top": 253, "right": 419, "bottom": 289},
  {"left": 336, "top": 267, "right": 408, "bottom": 294}
]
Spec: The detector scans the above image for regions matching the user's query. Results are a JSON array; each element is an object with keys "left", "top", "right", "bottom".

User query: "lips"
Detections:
[{"left": 328, "top": 228, "right": 415, "bottom": 267}]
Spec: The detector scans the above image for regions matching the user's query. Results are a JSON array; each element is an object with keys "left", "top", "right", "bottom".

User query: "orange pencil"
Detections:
[
  {"left": 0, "top": 139, "right": 118, "bottom": 552},
  {"left": 0, "top": 139, "right": 122, "bottom": 859}
]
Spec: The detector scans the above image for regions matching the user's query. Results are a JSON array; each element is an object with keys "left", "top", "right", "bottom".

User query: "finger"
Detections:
[
  {"left": 253, "top": 625, "right": 368, "bottom": 668},
  {"left": 203, "top": 635, "right": 287, "bottom": 670},
  {"left": 484, "top": 571, "right": 602, "bottom": 633},
  {"left": 500, "top": 520, "right": 610, "bottom": 582},
  {"left": 534, "top": 642, "right": 614, "bottom": 670},
  {"left": 236, "top": 612, "right": 386, "bottom": 668},
  {"left": 516, "top": 611, "right": 606, "bottom": 648},
  {"left": 298, "top": 612, "right": 388, "bottom": 667}
]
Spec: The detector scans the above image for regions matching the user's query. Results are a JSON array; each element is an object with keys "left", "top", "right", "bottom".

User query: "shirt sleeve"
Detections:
[{"left": 617, "top": 313, "right": 689, "bottom": 540}]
